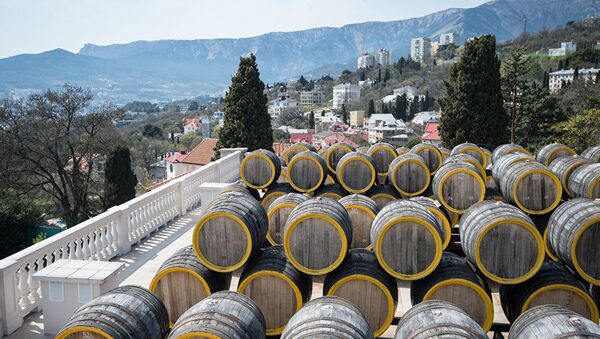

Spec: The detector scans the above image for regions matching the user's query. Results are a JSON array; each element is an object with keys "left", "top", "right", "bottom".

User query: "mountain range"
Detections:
[{"left": 1, "top": 0, "right": 599, "bottom": 103}]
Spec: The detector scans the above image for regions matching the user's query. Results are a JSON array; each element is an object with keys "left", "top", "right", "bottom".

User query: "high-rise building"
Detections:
[
  {"left": 357, "top": 53, "right": 376, "bottom": 69},
  {"left": 439, "top": 32, "right": 459, "bottom": 46},
  {"left": 376, "top": 48, "right": 391, "bottom": 67},
  {"left": 410, "top": 37, "right": 431, "bottom": 63},
  {"left": 332, "top": 83, "right": 361, "bottom": 109},
  {"left": 300, "top": 91, "right": 325, "bottom": 106}
]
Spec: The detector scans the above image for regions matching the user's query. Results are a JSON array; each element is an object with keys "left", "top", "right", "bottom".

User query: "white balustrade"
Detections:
[{"left": 0, "top": 150, "right": 244, "bottom": 335}]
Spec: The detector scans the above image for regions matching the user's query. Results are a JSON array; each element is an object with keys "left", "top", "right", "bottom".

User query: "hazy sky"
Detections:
[{"left": 0, "top": 0, "right": 488, "bottom": 58}]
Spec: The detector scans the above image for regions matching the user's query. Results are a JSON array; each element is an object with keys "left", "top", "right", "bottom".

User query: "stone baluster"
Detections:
[
  {"left": 94, "top": 229, "right": 103, "bottom": 260},
  {"left": 105, "top": 223, "right": 113, "bottom": 257},
  {"left": 17, "top": 267, "right": 30, "bottom": 308}
]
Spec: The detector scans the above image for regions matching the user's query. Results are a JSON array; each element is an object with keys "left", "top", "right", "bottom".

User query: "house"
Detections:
[
  {"left": 412, "top": 111, "right": 437, "bottom": 125},
  {"left": 290, "top": 131, "right": 313, "bottom": 144},
  {"left": 201, "top": 116, "right": 211, "bottom": 138},
  {"left": 411, "top": 37, "right": 431, "bottom": 62},
  {"left": 300, "top": 91, "right": 325, "bottom": 106},
  {"left": 357, "top": 53, "right": 376, "bottom": 69},
  {"left": 549, "top": 42, "right": 577, "bottom": 56},
  {"left": 315, "top": 112, "right": 342, "bottom": 133},
  {"left": 382, "top": 86, "right": 421, "bottom": 104},
  {"left": 349, "top": 110, "right": 365, "bottom": 127},
  {"left": 365, "top": 114, "right": 407, "bottom": 144},
  {"left": 164, "top": 138, "right": 218, "bottom": 179},
  {"left": 332, "top": 83, "right": 360, "bottom": 109},
  {"left": 312, "top": 131, "right": 358, "bottom": 148},
  {"left": 422, "top": 122, "right": 442, "bottom": 146},
  {"left": 268, "top": 96, "right": 299, "bottom": 116},
  {"left": 183, "top": 118, "right": 200, "bottom": 134},
  {"left": 358, "top": 79, "right": 375, "bottom": 89},
  {"left": 549, "top": 68, "right": 600, "bottom": 93}
]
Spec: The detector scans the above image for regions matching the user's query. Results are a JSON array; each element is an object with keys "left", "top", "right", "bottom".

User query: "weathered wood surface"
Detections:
[
  {"left": 367, "top": 185, "right": 399, "bottom": 209},
  {"left": 336, "top": 152, "right": 377, "bottom": 194},
  {"left": 410, "top": 143, "right": 443, "bottom": 174},
  {"left": 338, "top": 194, "right": 379, "bottom": 248},
  {"left": 281, "top": 296, "right": 374, "bottom": 339},
  {"left": 492, "top": 153, "right": 533, "bottom": 187},
  {"left": 267, "top": 193, "right": 308, "bottom": 245},
  {"left": 451, "top": 142, "right": 487, "bottom": 168},
  {"left": 492, "top": 143, "right": 531, "bottom": 164},
  {"left": 500, "top": 161, "right": 561, "bottom": 215},
  {"left": 568, "top": 163, "right": 600, "bottom": 199},
  {"left": 240, "top": 149, "right": 281, "bottom": 189},
  {"left": 313, "top": 183, "right": 347, "bottom": 200},
  {"left": 460, "top": 201, "right": 544, "bottom": 284},
  {"left": 57, "top": 286, "right": 169, "bottom": 339},
  {"left": 168, "top": 291, "right": 266, "bottom": 339},
  {"left": 409, "top": 196, "right": 451, "bottom": 250},
  {"left": 324, "top": 249, "right": 397, "bottom": 337},
  {"left": 283, "top": 142, "right": 317, "bottom": 165},
  {"left": 325, "top": 142, "right": 356, "bottom": 174},
  {"left": 368, "top": 142, "right": 397, "bottom": 184},
  {"left": 439, "top": 147, "right": 451, "bottom": 162},
  {"left": 582, "top": 145, "right": 600, "bottom": 162},
  {"left": 432, "top": 161, "right": 485, "bottom": 214},
  {"left": 548, "top": 155, "right": 591, "bottom": 196},
  {"left": 395, "top": 300, "right": 487, "bottom": 339},
  {"left": 260, "top": 183, "right": 295, "bottom": 211},
  {"left": 509, "top": 304, "right": 600, "bottom": 339},
  {"left": 287, "top": 150, "right": 327, "bottom": 193},
  {"left": 410, "top": 252, "right": 493, "bottom": 331},
  {"left": 536, "top": 143, "right": 577, "bottom": 166},
  {"left": 444, "top": 153, "right": 487, "bottom": 182},
  {"left": 150, "top": 246, "right": 231, "bottom": 325},
  {"left": 547, "top": 198, "right": 600, "bottom": 285},
  {"left": 388, "top": 153, "right": 430, "bottom": 197}
]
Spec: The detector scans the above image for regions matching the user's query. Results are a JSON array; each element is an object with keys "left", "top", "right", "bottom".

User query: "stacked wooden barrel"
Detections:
[
  {"left": 56, "top": 286, "right": 170, "bottom": 339},
  {"left": 582, "top": 145, "right": 600, "bottom": 162},
  {"left": 260, "top": 183, "right": 294, "bottom": 210},
  {"left": 451, "top": 142, "right": 487, "bottom": 168},
  {"left": 388, "top": 153, "right": 430, "bottom": 197},
  {"left": 432, "top": 160, "right": 486, "bottom": 214},
  {"left": 536, "top": 143, "right": 577, "bottom": 166},
  {"left": 240, "top": 149, "right": 281, "bottom": 189},
  {"left": 409, "top": 196, "right": 452, "bottom": 250},
  {"left": 568, "top": 163, "right": 600, "bottom": 198},
  {"left": 492, "top": 143, "right": 532, "bottom": 164},
  {"left": 335, "top": 152, "right": 377, "bottom": 193},
  {"left": 313, "top": 183, "right": 347, "bottom": 200},
  {"left": 444, "top": 153, "right": 487, "bottom": 181},
  {"left": 287, "top": 151, "right": 327, "bottom": 193},
  {"left": 367, "top": 185, "right": 399, "bottom": 209},
  {"left": 548, "top": 155, "right": 592, "bottom": 196},
  {"left": 492, "top": 153, "right": 533, "bottom": 187},
  {"left": 368, "top": 142, "right": 397, "bottom": 184},
  {"left": 338, "top": 194, "right": 379, "bottom": 248},
  {"left": 283, "top": 142, "right": 317, "bottom": 165},
  {"left": 410, "top": 143, "right": 443, "bottom": 174},
  {"left": 509, "top": 304, "right": 600, "bottom": 339},
  {"left": 266, "top": 193, "right": 308, "bottom": 245},
  {"left": 325, "top": 142, "right": 356, "bottom": 174}
]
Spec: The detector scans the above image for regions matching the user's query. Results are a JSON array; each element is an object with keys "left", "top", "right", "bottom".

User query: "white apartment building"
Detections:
[
  {"left": 411, "top": 37, "right": 432, "bottom": 62},
  {"left": 376, "top": 48, "right": 391, "bottom": 67},
  {"left": 300, "top": 91, "right": 325, "bottom": 106},
  {"left": 412, "top": 111, "right": 437, "bottom": 125},
  {"left": 357, "top": 53, "right": 376, "bottom": 69},
  {"left": 381, "top": 86, "right": 420, "bottom": 104},
  {"left": 332, "top": 83, "right": 361, "bottom": 109},
  {"left": 439, "top": 32, "right": 459, "bottom": 46},
  {"left": 549, "top": 42, "right": 577, "bottom": 56},
  {"left": 365, "top": 114, "right": 407, "bottom": 144},
  {"left": 549, "top": 68, "right": 600, "bottom": 93},
  {"left": 268, "top": 96, "right": 299, "bottom": 116},
  {"left": 431, "top": 41, "right": 440, "bottom": 56}
]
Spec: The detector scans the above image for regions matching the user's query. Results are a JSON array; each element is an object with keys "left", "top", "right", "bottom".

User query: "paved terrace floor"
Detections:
[{"left": 8, "top": 206, "right": 509, "bottom": 338}]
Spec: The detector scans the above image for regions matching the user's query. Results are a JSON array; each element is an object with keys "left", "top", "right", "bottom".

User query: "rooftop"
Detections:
[{"left": 550, "top": 68, "right": 600, "bottom": 75}]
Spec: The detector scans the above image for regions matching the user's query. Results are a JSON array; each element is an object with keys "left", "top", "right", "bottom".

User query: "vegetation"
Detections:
[
  {"left": 103, "top": 146, "right": 138, "bottom": 209},
  {"left": 440, "top": 35, "right": 507, "bottom": 148},
  {"left": 501, "top": 49, "right": 532, "bottom": 143},
  {"left": 122, "top": 101, "right": 160, "bottom": 113},
  {"left": 556, "top": 107, "right": 600, "bottom": 153},
  {"left": 216, "top": 54, "right": 273, "bottom": 154},
  {"left": 0, "top": 193, "right": 42, "bottom": 258}
]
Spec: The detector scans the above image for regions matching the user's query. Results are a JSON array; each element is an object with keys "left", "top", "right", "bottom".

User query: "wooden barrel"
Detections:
[
  {"left": 592, "top": 285, "right": 600, "bottom": 311},
  {"left": 492, "top": 153, "right": 533, "bottom": 187},
  {"left": 500, "top": 260, "right": 598, "bottom": 323},
  {"left": 240, "top": 149, "right": 281, "bottom": 189},
  {"left": 287, "top": 151, "right": 327, "bottom": 193},
  {"left": 283, "top": 142, "right": 317, "bottom": 165},
  {"left": 536, "top": 143, "right": 577, "bottom": 166},
  {"left": 313, "top": 183, "right": 347, "bottom": 200},
  {"left": 224, "top": 180, "right": 261, "bottom": 201},
  {"left": 149, "top": 246, "right": 231, "bottom": 326},
  {"left": 509, "top": 304, "right": 600, "bottom": 339},
  {"left": 530, "top": 214, "right": 560, "bottom": 262},
  {"left": 547, "top": 198, "right": 600, "bottom": 285},
  {"left": 261, "top": 183, "right": 295, "bottom": 211},
  {"left": 410, "top": 143, "right": 443, "bottom": 174},
  {"left": 582, "top": 145, "right": 600, "bottom": 162},
  {"left": 549, "top": 156, "right": 592, "bottom": 196},
  {"left": 335, "top": 152, "right": 377, "bottom": 194},
  {"left": 56, "top": 285, "right": 169, "bottom": 339},
  {"left": 568, "top": 163, "right": 600, "bottom": 199},
  {"left": 356, "top": 146, "right": 368, "bottom": 153},
  {"left": 368, "top": 142, "right": 398, "bottom": 184},
  {"left": 396, "top": 146, "right": 410, "bottom": 155},
  {"left": 281, "top": 296, "right": 373, "bottom": 339},
  {"left": 439, "top": 147, "right": 451, "bottom": 161},
  {"left": 338, "top": 194, "right": 379, "bottom": 248},
  {"left": 500, "top": 161, "right": 562, "bottom": 214},
  {"left": 193, "top": 191, "right": 267, "bottom": 272},
  {"left": 317, "top": 146, "right": 329, "bottom": 159},
  {"left": 482, "top": 148, "right": 492, "bottom": 170},
  {"left": 283, "top": 197, "right": 352, "bottom": 275},
  {"left": 432, "top": 161, "right": 485, "bottom": 214},
  {"left": 388, "top": 153, "right": 430, "bottom": 197},
  {"left": 451, "top": 142, "right": 487, "bottom": 168},
  {"left": 324, "top": 249, "right": 398, "bottom": 337},
  {"left": 410, "top": 196, "right": 452, "bottom": 250},
  {"left": 266, "top": 193, "right": 308, "bottom": 245},
  {"left": 460, "top": 201, "right": 544, "bottom": 284},
  {"left": 395, "top": 300, "right": 487, "bottom": 339},
  {"left": 237, "top": 245, "right": 312, "bottom": 336},
  {"left": 168, "top": 291, "right": 266, "bottom": 339},
  {"left": 484, "top": 186, "right": 504, "bottom": 201},
  {"left": 371, "top": 200, "right": 443, "bottom": 280},
  {"left": 278, "top": 166, "right": 289, "bottom": 183},
  {"left": 367, "top": 185, "right": 399, "bottom": 209},
  {"left": 325, "top": 142, "right": 356, "bottom": 174},
  {"left": 410, "top": 252, "right": 493, "bottom": 331},
  {"left": 444, "top": 153, "right": 487, "bottom": 182},
  {"left": 492, "top": 143, "right": 532, "bottom": 164}
]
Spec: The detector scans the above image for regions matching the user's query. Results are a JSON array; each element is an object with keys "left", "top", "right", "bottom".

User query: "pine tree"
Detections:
[
  {"left": 515, "top": 84, "right": 565, "bottom": 150},
  {"left": 309, "top": 111, "right": 315, "bottom": 129},
  {"left": 103, "top": 146, "right": 137, "bottom": 209},
  {"left": 360, "top": 71, "right": 366, "bottom": 81},
  {"left": 501, "top": 48, "right": 531, "bottom": 143},
  {"left": 377, "top": 67, "right": 382, "bottom": 83},
  {"left": 424, "top": 91, "right": 431, "bottom": 110},
  {"left": 367, "top": 99, "right": 376, "bottom": 117},
  {"left": 341, "top": 104, "right": 349, "bottom": 124},
  {"left": 384, "top": 69, "right": 390, "bottom": 83},
  {"left": 394, "top": 95, "right": 408, "bottom": 121},
  {"left": 439, "top": 35, "right": 507, "bottom": 148},
  {"left": 216, "top": 54, "right": 272, "bottom": 155},
  {"left": 574, "top": 66, "right": 580, "bottom": 80}
]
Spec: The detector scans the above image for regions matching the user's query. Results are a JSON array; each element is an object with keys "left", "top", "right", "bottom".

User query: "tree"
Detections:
[
  {"left": 216, "top": 54, "right": 272, "bottom": 155},
  {"left": 439, "top": 35, "right": 507, "bottom": 148},
  {"left": 273, "top": 129, "right": 291, "bottom": 143},
  {"left": 377, "top": 67, "right": 382, "bottom": 83},
  {"left": 367, "top": 99, "right": 376, "bottom": 117},
  {"left": 180, "top": 133, "right": 203, "bottom": 150},
  {"left": 555, "top": 108, "right": 600, "bottom": 153},
  {"left": 394, "top": 95, "right": 408, "bottom": 121},
  {"left": 515, "top": 85, "right": 565, "bottom": 150},
  {"left": 0, "top": 193, "right": 42, "bottom": 258},
  {"left": 341, "top": 104, "right": 349, "bottom": 124},
  {"left": 103, "top": 146, "right": 138, "bottom": 209},
  {"left": 574, "top": 66, "right": 580, "bottom": 80},
  {"left": 142, "top": 124, "right": 163, "bottom": 139},
  {"left": 277, "top": 110, "right": 306, "bottom": 129},
  {"left": 0, "top": 85, "right": 124, "bottom": 226},
  {"left": 501, "top": 48, "right": 532, "bottom": 143},
  {"left": 309, "top": 111, "right": 315, "bottom": 129},
  {"left": 298, "top": 75, "right": 309, "bottom": 88},
  {"left": 188, "top": 101, "right": 200, "bottom": 111}
]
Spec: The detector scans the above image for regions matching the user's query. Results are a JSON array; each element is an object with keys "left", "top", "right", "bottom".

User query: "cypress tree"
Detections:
[
  {"left": 367, "top": 99, "right": 375, "bottom": 116},
  {"left": 377, "top": 67, "right": 382, "bottom": 82},
  {"left": 394, "top": 95, "right": 408, "bottom": 121},
  {"left": 341, "top": 104, "right": 348, "bottom": 124},
  {"left": 216, "top": 54, "right": 272, "bottom": 155},
  {"left": 439, "top": 35, "right": 507, "bottom": 148},
  {"left": 309, "top": 111, "right": 315, "bottom": 129},
  {"left": 103, "top": 146, "right": 137, "bottom": 209},
  {"left": 574, "top": 66, "right": 579, "bottom": 80}
]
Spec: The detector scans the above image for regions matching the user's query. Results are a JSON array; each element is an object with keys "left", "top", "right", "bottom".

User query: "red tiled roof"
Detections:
[
  {"left": 422, "top": 129, "right": 441, "bottom": 141},
  {"left": 183, "top": 118, "right": 200, "bottom": 127},
  {"left": 273, "top": 143, "right": 293, "bottom": 156},
  {"left": 290, "top": 132, "right": 313, "bottom": 143},
  {"left": 164, "top": 152, "right": 188, "bottom": 164},
  {"left": 181, "top": 138, "right": 218, "bottom": 165},
  {"left": 424, "top": 122, "right": 439, "bottom": 134}
]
